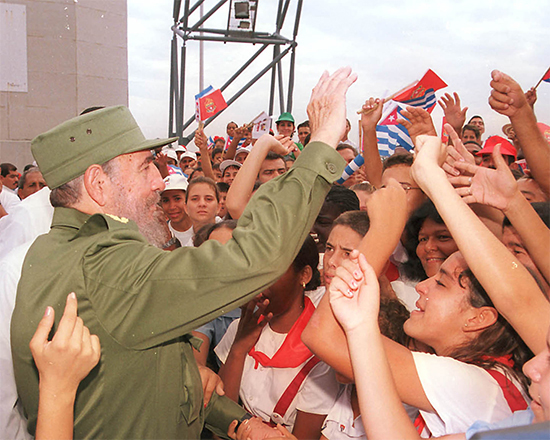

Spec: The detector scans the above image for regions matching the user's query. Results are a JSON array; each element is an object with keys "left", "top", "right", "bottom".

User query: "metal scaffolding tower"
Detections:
[{"left": 169, "top": 0, "right": 303, "bottom": 144}]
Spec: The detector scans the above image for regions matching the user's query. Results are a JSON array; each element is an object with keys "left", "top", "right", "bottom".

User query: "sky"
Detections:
[{"left": 128, "top": 0, "right": 550, "bottom": 146}]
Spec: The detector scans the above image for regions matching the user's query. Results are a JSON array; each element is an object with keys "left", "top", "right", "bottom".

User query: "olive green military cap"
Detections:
[{"left": 31, "top": 105, "right": 178, "bottom": 189}]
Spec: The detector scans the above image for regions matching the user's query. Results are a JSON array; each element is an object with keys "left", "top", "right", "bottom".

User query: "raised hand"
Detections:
[
  {"left": 453, "top": 144, "right": 519, "bottom": 211},
  {"left": 329, "top": 251, "right": 380, "bottom": 334},
  {"left": 359, "top": 97, "right": 385, "bottom": 131},
  {"left": 232, "top": 295, "right": 273, "bottom": 352},
  {"left": 398, "top": 106, "right": 437, "bottom": 146},
  {"left": 30, "top": 293, "right": 100, "bottom": 395},
  {"left": 489, "top": 70, "right": 530, "bottom": 118},
  {"left": 268, "top": 134, "right": 294, "bottom": 156},
  {"left": 194, "top": 128, "right": 208, "bottom": 151},
  {"left": 525, "top": 87, "right": 537, "bottom": 109},
  {"left": 410, "top": 134, "right": 447, "bottom": 194},
  {"left": 307, "top": 67, "right": 358, "bottom": 148},
  {"left": 438, "top": 92, "right": 467, "bottom": 132},
  {"left": 443, "top": 123, "right": 476, "bottom": 178}
]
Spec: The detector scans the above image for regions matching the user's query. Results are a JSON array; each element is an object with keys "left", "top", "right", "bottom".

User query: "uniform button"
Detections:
[
  {"left": 272, "top": 413, "right": 284, "bottom": 425},
  {"left": 326, "top": 162, "right": 337, "bottom": 173}
]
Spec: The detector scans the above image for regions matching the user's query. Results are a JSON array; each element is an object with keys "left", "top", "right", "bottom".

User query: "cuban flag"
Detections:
[
  {"left": 376, "top": 101, "right": 414, "bottom": 157},
  {"left": 542, "top": 67, "right": 550, "bottom": 83},
  {"left": 336, "top": 155, "right": 365, "bottom": 184},
  {"left": 393, "top": 69, "right": 447, "bottom": 113}
]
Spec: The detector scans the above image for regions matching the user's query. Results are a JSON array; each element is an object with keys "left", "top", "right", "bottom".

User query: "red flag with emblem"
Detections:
[{"left": 195, "top": 87, "right": 228, "bottom": 121}]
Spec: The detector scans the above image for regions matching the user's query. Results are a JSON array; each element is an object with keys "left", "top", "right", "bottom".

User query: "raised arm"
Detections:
[
  {"left": 489, "top": 70, "right": 550, "bottom": 197},
  {"left": 226, "top": 134, "right": 293, "bottom": 219},
  {"left": 32, "top": 293, "right": 100, "bottom": 440},
  {"left": 411, "top": 128, "right": 550, "bottom": 353},
  {"left": 224, "top": 125, "right": 249, "bottom": 161},
  {"left": 303, "top": 182, "right": 421, "bottom": 391},
  {"left": 194, "top": 129, "right": 216, "bottom": 181},
  {"left": 359, "top": 98, "right": 385, "bottom": 187},
  {"left": 452, "top": 145, "right": 550, "bottom": 289},
  {"left": 329, "top": 253, "right": 421, "bottom": 440},
  {"left": 218, "top": 298, "right": 272, "bottom": 401}
]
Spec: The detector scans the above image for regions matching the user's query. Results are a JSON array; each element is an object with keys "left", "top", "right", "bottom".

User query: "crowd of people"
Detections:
[{"left": 0, "top": 66, "right": 549, "bottom": 440}]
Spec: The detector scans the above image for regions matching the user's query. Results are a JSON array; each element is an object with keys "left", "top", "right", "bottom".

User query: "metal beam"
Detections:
[
  {"left": 169, "top": 0, "right": 302, "bottom": 140},
  {"left": 180, "top": 45, "right": 293, "bottom": 133}
]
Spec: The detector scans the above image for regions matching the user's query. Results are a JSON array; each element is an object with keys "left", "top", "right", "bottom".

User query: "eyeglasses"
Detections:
[{"left": 380, "top": 182, "right": 422, "bottom": 192}]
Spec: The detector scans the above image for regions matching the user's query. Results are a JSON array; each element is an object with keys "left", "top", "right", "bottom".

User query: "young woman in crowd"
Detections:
[
  {"left": 303, "top": 150, "right": 534, "bottom": 437},
  {"left": 181, "top": 176, "right": 220, "bottom": 246},
  {"left": 401, "top": 200, "right": 459, "bottom": 282},
  {"left": 215, "top": 235, "right": 340, "bottom": 440},
  {"left": 321, "top": 130, "right": 550, "bottom": 439}
]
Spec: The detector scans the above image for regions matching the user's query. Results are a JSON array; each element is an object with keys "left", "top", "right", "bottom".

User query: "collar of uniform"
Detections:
[
  {"left": 51, "top": 207, "right": 92, "bottom": 236},
  {"left": 51, "top": 207, "right": 139, "bottom": 241}
]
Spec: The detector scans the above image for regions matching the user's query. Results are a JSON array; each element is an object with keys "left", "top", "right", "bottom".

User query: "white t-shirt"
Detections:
[
  {"left": 169, "top": 223, "right": 194, "bottom": 247},
  {"left": 0, "top": 188, "right": 53, "bottom": 260},
  {"left": 412, "top": 351, "right": 529, "bottom": 437},
  {"left": 215, "top": 288, "right": 339, "bottom": 431}
]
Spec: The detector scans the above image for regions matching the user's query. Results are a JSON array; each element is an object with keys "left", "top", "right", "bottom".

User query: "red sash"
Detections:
[{"left": 248, "top": 296, "right": 316, "bottom": 369}]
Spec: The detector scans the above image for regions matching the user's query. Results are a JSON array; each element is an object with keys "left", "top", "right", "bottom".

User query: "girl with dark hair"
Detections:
[
  {"left": 401, "top": 200, "right": 458, "bottom": 282},
  {"left": 303, "top": 160, "right": 534, "bottom": 437},
  {"left": 215, "top": 235, "right": 339, "bottom": 440}
]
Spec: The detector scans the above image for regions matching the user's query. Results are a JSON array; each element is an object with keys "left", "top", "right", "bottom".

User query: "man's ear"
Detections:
[
  {"left": 83, "top": 165, "right": 109, "bottom": 207},
  {"left": 463, "top": 306, "right": 498, "bottom": 333}
]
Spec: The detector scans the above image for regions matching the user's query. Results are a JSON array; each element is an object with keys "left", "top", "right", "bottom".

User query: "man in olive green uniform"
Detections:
[{"left": 11, "top": 68, "right": 356, "bottom": 439}]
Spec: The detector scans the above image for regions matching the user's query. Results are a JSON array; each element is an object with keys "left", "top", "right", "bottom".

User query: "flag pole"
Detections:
[
  {"left": 534, "top": 67, "right": 550, "bottom": 90},
  {"left": 356, "top": 81, "right": 417, "bottom": 115}
]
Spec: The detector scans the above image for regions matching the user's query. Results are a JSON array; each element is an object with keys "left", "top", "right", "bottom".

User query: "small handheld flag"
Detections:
[{"left": 195, "top": 86, "right": 228, "bottom": 122}]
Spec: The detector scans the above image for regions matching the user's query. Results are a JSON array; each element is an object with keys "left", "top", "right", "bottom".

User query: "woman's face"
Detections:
[
  {"left": 160, "top": 190, "right": 187, "bottom": 225},
  {"left": 311, "top": 202, "right": 343, "bottom": 253},
  {"left": 416, "top": 218, "right": 458, "bottom": 278},
  {"left": 523, "top": 326, "right": 550, "bottom": 423},
  {"left": 323, "top": 225, "right": 363, "bottom": 287},
  {"left": 185, "top": 183, "right": 218, "bottom": 226},
  {"left": 262, "top": 265, "right": 308, "bottom": 317},
  {"left": 276, "top": 121, "right": 295, "bottom": 138},
  {"left": 405, "top": 252, "right": 474, "bottom": 355},
  {"left": 469, "top": 117, "right": 485, "bottom": 135}
]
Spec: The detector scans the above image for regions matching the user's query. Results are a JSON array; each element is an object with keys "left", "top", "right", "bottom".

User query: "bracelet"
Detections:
[{"left": 162, "top": 236, "right": 177, "bottom": 249}]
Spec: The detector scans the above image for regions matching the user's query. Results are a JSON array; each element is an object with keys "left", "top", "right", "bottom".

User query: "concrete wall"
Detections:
[{"left": 0, "top": 0, "right": 128, "bottom": 170}]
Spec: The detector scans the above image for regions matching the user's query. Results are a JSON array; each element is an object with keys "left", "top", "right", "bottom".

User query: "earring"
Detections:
[{"left": 302, "top": 282, "right": 306, "bottom": 288}]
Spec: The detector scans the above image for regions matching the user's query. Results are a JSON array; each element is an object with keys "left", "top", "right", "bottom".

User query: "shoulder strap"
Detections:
[
  {"left": 270, "top": 356, "right": 321, "bottom": 426},
  {"left": 486, "top": 369, "right": 528, "bottom": 412}
]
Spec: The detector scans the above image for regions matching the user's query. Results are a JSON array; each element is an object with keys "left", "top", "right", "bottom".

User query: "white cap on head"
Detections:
[
  {"left": 179, "top": 151, "right": 198, "bottom": 161},
  {"left": 162, "top": 174, "right": 189, "bottom": 193},
  {"left": 220, "top": 160, "right": 242, "bottom": 174},
  {"left": 162, "top": 149, "right": 178, "bottom": 162}
]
